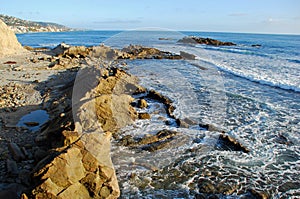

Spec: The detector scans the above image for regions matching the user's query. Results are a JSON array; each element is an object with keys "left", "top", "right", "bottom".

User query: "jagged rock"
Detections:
[
  {"left": 64, "top": 46, "right": 90, "bottom": 58},
  {"left": 0, "top": 19, "right": 25, "bottom": 57},
  {"left": 121, "top": 45, "right": 182, "bottom": 59},
  {"left": 89, "top": 45, "right": 119, "bottom": 60},
  {"left": 8, "top": 142, "right": 26, "bottom": 162},
  {"left": 176, "top": 118, "right": 189, "bottom": 128},
  {"left": 217, "top": 133, "right": 249, "bottom": 153},
  {"left": 139, "top": 112, "right": 151, "bottom": 119},
  {"left": 137, "top": 99, "right": 148, "bottom": 108},
  {"left": 50, "top": 43, "right": 70, "bottom": 56},
  {"left": 180, "top": 51, "right": 196, "bottom": 60},
  {"left": 178, "top": 36, "right": 236, "bottom": 46}
]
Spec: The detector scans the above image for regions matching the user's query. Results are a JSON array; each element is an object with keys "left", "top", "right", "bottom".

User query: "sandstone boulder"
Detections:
[{"left": 0, "top": 19, "right": 25, "bottom": 57}]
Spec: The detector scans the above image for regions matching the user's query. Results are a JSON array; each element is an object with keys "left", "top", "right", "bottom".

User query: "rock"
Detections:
[
  {"left": 0, "top": 19, "right": 25, "bottom": 57},
  {"left": 176, "top": 118, "right": 189, "bottom": 128},
  {"left": 217, "top": 133, "right": 249, "bottom": 153},
  {"left": 24, "top": 122, "right": 39, "bottom": 127},
  {"left": 57, "top": 182, "right": 90, "bottom": 199},
  {"left": 139, "top": 112, "right": 151, "bottom": 119},
  {"left": 121, "top": 45, "right": 182, "bottom": 60},
  {"left": 180, "top": 51, "right": 196, "bottom": 60},
  {"left": 178, "top": 36, "right": 236, "bottom": 46},
  {"left": 50, "top": 43, "right": 70, "bottom": 56},
  {"left": 89, "top": 45, "right": 118, "bottom": 60},
  {"left": 64, "top": 46, "right": 90, "bottom": 58},
  {"left": 3, "top": 61, "right": 17, "bottom": 64},
  {"left": 251, "top": 44, "right": 262, "bottom": 47},
  {"left": 137, "top": 99, "right": 148, "bottom": 108},
  {"left": 8, "top": 142, "right": 25, "bottom": 161},
  {"left": 6, "top": 159, "right": 18, "bottom": 175},
  {"left": 33, "top": 148, "right": 48, "bottom": 161}
]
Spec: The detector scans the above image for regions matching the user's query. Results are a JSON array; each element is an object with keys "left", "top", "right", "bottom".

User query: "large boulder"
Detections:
[{"left": 0, "top": 19, "right": 25, "bottom": 57}]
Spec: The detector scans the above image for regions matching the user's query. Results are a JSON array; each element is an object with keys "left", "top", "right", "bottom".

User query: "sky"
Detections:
[{"left": 0, "top": 0, "right": 299, "bottom": 34}]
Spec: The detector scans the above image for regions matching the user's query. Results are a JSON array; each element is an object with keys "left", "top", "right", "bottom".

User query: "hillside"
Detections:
[{"left": 0, "top": 14, "right": 72, "bottom": 33}]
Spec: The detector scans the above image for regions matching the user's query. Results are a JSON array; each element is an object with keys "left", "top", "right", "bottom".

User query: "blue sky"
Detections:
[{"left": 1, "top": 0, "right": 299, "bottom": 34}]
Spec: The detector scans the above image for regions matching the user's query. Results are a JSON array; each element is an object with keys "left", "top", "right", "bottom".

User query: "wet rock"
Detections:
[
  {"left": 122, "top": 129, "right": 179, "bottom": 152},
  {"left": 251, "top": 44, "right": 262, "bottom": 47},
  {"left": 176, "top": 119, "right": 189, "bottom": 128},
  {"left": 137, "top": 99, "right": 148, "bottom": 108},
  {"left": 24, "top": 122, "right": 39, "bottom": 127},
  {"left": 274, "top": 134, "right": 293, "bottom": 145},
  {"left": 198, "top": 178, "right": 216, "bottom": 194},
  {"left": 178, "top": 36, "right": 236, "bottom": 46},
  {"left": 242, "top": 189, "right": 269, "bottom": 199},
  {"left": 180, "top": 51, "right": 196, "bottom": 60},
  {"left": 8, "top": 142, "right": 25, "bottom": 162},
  {"left": 217, "top": 133, "right": 249, "bottom": 153},
  {"left": 139, "top": 112, "right": 151, "bottom": 119},
  {"left": 121, "top": 45, "right": 182, "bottom": 60},
  {"left": 147, "top": 90, "right": 175, "bottom": 117}
]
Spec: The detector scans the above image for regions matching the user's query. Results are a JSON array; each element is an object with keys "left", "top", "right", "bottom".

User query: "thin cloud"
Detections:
[
  {"left": 94, "top": 19, "right": 142, "bottom": 24},
  {"left": 228, "top": 13, "right": 247, "bottom": 17}
]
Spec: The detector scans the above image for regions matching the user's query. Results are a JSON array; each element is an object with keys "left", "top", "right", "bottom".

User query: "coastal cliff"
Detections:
[{"left": 0, "top": 14, "right": 72, "bottom": 33}]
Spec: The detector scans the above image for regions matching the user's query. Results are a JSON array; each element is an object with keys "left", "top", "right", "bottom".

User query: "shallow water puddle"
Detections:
[{"left": 17, "top": 110, "right": 49, "bottom": 132}]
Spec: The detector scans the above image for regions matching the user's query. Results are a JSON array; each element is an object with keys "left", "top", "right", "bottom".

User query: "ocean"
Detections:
[{"left": 16, "top": 30, "right": 300, "bottom": 198}]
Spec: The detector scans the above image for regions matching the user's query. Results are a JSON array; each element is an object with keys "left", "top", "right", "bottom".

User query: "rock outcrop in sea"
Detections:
[{"left": 178, "top": 36, "right": 236, "bottom": 46}]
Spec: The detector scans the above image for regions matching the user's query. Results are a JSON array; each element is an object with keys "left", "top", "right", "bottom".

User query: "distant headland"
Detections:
[{"left": 0, "top": 14, "right": 73, "bottom": 33}]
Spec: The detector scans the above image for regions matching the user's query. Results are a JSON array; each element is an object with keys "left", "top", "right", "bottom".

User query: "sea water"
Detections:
[{"left": 17, "top": 30, "right": 300, "bottom": 198}]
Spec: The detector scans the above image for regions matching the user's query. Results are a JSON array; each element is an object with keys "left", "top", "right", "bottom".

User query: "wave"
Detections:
[{"left": 199, "top": 58, "right": 300, "bottom": 93}]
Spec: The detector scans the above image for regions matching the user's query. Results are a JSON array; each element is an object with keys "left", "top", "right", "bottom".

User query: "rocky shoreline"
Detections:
[{"left": 1, "top": 20, "right": 267, "bottom": 198}]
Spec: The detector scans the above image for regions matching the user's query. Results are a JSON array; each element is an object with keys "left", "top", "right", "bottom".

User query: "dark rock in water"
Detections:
[
  {"left": 24, "top": 122, "right": 39, "bottom": 127},
  {"left": 176, "top": 118, "right": 189, "bottom": 128},
  {"left": 180, "top": 51, "right": 196, "bottom": 60},
  {"left": 274, "top": 134, "right": 293, "bottom": 145},
  {"left": 158, "top": 38, "right": 174, "bottom": 40},
  {"left": 251, "top": 44, "right": 262, "bottom": 47},
  {"left": 178, "top": 36, "right": 236, "bottom": 46},
  {"left": 121, "top": 45, "right": 182, "bottom": 60},
  {"left": 197, "top": 178, "right": 216, "bottom": 194},
  {"left": 146, "top": 90, "right": 175, "bottom": 118},
  {"left": 241, "top": 189, "right": 269, "bottom": 199},
  {"left": 217, "top": 133, "right": 249, "bottom": 153},
  {"left": 120, "top": 129, "right": 179, "bottom": 152},
  {"left": 139, "top": 112, "right": 151, "bottom": 119}
]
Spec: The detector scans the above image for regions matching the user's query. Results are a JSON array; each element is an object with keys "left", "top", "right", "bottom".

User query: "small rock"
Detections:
[
  {"left": 8, "top": 142, "right": 26, "bottom": 161},
  {"left": 100, "top": 186, "right": 111, "bottom": 198},
  {"left": 6, "top": 159, "right": 18, "bottom": 175},
  {"left": 176, "top": 119, "right": 189, "bottom": 128},
  {"left": 139, "top": 112, "right": 151, "bottom": 119},
  {"left": 34, "top": 148, "right": 47, "bottom": 161},
  {"left": 3, "top": 61, "right": 17, "bottom": 65},
  {"left": 137, "top": 99, "right": 148, "bottom": 108},
  {"left": 24, "top": 122, "right": 39, "bottom": 127}
]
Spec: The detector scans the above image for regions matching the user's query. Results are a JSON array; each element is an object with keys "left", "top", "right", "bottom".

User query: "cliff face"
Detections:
[
  {"left": 0, "top": 14, "right": 72, "bottom": 33},
  {"left": 0, "top": 19, "right": 25, "bottom": 57}
]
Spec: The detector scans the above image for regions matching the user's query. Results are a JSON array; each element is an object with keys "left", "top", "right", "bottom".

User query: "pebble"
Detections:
[{"left": 8, "top": 142, "right": 26, "bottom": 162}]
